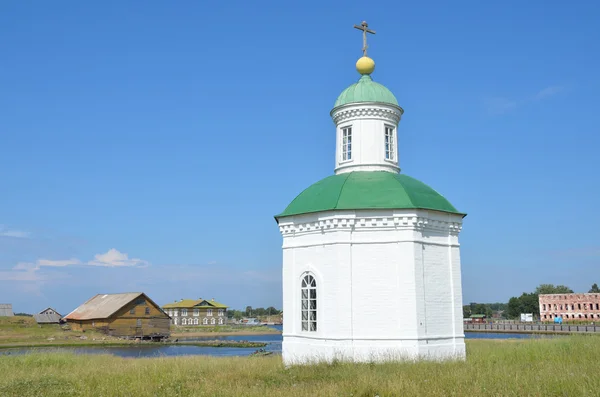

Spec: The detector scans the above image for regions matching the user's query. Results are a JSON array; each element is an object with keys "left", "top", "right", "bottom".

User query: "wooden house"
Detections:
[
  {"left": 33, "top": 307, "right": 63, "bottom": 324},
  {"left": 162, "top": 298, "right": 228, "bottom": 326},
  {"left": 64, "top": 292, "right": 170, "bottom": 339}
]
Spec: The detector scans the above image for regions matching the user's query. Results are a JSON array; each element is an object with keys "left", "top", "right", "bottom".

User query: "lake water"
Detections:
[{"left": 0, "top": 328, "right": 558, "bottom": 358}]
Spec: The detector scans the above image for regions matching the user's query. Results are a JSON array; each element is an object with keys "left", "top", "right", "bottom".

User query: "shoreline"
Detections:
[
  {"left": 464, "top": 329, "right": 600, "bottom": 335},
  {"left": 0, "top": 328, "right": 280, "bottom": 350},
  {"left": 171, "top": 330, "right": 281, "bottom": 338},
  {"left": 0, "top": 339, "right": 268, "bottom": 350}
]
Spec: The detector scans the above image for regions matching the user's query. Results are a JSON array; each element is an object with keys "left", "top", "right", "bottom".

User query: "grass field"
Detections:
[
  {"left": 0, "top": 317, "right": 276, "bottom": 348},
  {"left": 0, "top": 316, "right": 124, "bottom": 347},
  {"left": 1, "top": 335, "right": 598, "bottom": 396}
]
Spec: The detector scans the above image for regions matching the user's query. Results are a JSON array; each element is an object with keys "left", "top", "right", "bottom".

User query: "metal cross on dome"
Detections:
[{"left": 353, "top": 21, "right": 376, "bottom": 57}]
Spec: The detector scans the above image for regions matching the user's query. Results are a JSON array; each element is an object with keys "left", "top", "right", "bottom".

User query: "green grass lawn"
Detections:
[{"left": 1, "top": 335, "right": 598, "bottom": 396}]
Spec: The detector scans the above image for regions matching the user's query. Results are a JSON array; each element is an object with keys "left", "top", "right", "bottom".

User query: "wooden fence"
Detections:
[{"left": 464, "top": 323, "right": 600, "bottom": 333}]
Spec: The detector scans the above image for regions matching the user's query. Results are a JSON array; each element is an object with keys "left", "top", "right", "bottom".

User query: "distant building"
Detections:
[
  {"left": 469, "top": 314, "right": 487, "bottom": 323},
  {"left": 162, "top": 298, "right": 228, "bottom": 326},
  {"left": 34, "top": 307, "right": 63, "bottom": 324},
  {"left": 520, "top": 313, "right": 533, "bottom": 322},
  {"left": 242, "top": 318, "right": 260, "bottom": 325},
  {"left": 64, "top": 292, "right": 170, "bottom": 339},
  {"left": 539, "top": 293, "right": 600, "bottom": 321},
  {"left": 0, "top": 304, "right": 14, "bottom": 317}
]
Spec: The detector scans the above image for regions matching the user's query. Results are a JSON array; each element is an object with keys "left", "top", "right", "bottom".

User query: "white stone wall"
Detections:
[
  {"left": 331, "top": 103, "right": 403, "bottom": 174},
  {"left": 278, "top": 209, "right": 465, "bottom": 365}
]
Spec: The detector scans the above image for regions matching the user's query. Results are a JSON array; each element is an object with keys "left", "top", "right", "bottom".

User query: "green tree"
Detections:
[
  {"left": 534, "top": 284, "right": 574, "bottom": 295},
  {"left": 489, "top": 303, "right": 508, "bottom": 312},
  {"left": 227, "top": 310, "right": 244, "bottom": 320},
  {"left": 589, "top": 283, "right": 600, "bottom": 293},
  {"left": 462, "top": 305, "right": 471, "bottom": 318},
  {"left": 245, "top": 306, "right": 253, "bottom": 316},
  {"left": 470, "top": 303, "right": 493, "bottom": 317},
  {"left": 266, "top": 307, "right": 279, "bottom": 315},
  {"left": 506, "top": 293, "right": 538, "bottom": 319},
  {"left": 507, "top": 297, "right": 522, "bottom": 318},
  {"left": 519, "top": 292, "right": 539, "bottom": 314}
]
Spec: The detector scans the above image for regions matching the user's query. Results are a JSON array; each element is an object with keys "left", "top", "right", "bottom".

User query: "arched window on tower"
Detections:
[{"left": 301, "top": 274, "right": 317, "bottom": 332}]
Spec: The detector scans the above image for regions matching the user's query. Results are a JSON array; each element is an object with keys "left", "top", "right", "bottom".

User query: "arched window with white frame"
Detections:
[
  {"left": 182, "top": 318, "right": 187, "bottom": 326},
  {"left": 301, "top": 274, "right": 317, "bottom": 332},
  {"left": 218, "top": 317, "right": 224, "bottom": 325},
  {"left": 384, "top": 125, "right": 395, "bottom": 161},
  {"left": 193, "top": 318, "right": 198, "bottom": 325},
  {"left": 211, "top": 318, "right": 216, "bottom": 325},
  {"left": 203, "top": 317, "right": 208, "bottom": 325}
]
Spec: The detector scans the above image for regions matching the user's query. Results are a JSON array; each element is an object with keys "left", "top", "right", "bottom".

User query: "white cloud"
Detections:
[
  {"left": 0, "top": 267, "right": 42, "bottom": 282},
  {"left": 88, "top": 248, "right": 149, "bottom": 268},
  {"left": 534, "top": 85, "right": 565, "bottom": 100},
  {"left": 484, "top": 84, "right": 567, "bottom": 115},
  {"left": 37, "top": 258, "right": 82, "bottom": 267},
  {"left": 0, "top": 263, "right": 73, "bottom": 283},
  {"left": 11, "top": 258, "right": 81, "bottom": 273},
  {"left": 0, "top": 249, "right": 148, "bottom": 281},
  {"left": 0, "top": 225, "right": 31, "bottom": 239},
  {"left": 483, "top": 97, "right": 518, "bottom": 115}
]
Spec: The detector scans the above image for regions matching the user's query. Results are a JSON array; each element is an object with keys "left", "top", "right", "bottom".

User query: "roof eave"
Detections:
[
  {"left": 275, "top": 207, "right": 466, "bottom": 219},
  {"left": 330, "top": 101, "right": 404, "bottom": 116}
]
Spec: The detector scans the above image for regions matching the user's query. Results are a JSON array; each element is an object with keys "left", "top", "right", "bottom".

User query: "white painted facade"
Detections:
[
  {"left": 332, "top": 103, "right": 403, "bottom": 174},
  {"left": 278, "top": 210, "right": 465, "bottom": 365},
  {"left": 276, "top": 55, "right": 466, "bottom": 365}
]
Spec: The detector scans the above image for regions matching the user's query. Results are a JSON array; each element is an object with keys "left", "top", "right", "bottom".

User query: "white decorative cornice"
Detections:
[
  {"left": 278, "top": 214, "right": 462, "bottom": 236},
  {"left": 332, "top": 105, "right": 402, "bottom": 125}
]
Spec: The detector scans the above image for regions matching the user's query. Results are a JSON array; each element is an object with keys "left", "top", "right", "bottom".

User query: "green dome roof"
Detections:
[
  {"left": 334, "top": 75, "right": 399, "bottom": 108},
  {"left": 276, "top": 171, "right": 463, "bottom": 218}
]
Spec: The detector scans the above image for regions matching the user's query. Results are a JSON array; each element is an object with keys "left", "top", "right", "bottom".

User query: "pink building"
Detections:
[{"left": 539, "top": 293, "right": 600, "bottom": 321}]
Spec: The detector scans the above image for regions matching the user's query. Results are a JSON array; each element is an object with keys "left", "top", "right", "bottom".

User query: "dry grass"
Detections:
[
  {"left": 0, "top": 316, "right": 123, "bottom": 346},
  {"left": 171, "top": 324, "right": 280, "bottom": 337},
  {"left": 0, "top": 317, "right": 278, "bottom": 348},
  {"left": 0, "top": 335, "right": 599, "bottom": 396}
]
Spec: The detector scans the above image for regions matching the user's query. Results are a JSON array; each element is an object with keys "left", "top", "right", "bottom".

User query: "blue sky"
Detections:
[{"left": 1, "top": 1, "right": 599, "bottom": 315}]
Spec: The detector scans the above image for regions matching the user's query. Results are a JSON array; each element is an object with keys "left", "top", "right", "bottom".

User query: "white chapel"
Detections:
[{"left": 275, "top": 22, "right": 467, "bottom": 365}]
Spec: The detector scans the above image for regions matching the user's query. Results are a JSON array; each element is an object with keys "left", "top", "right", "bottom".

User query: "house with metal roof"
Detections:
[
  {"left": 33, "top": 307, "right": 63, "bottom": 324},
  {"left": 468, "top": 314, "right": 487, "bottom": 324},
  {"left": 64, "top": 292, "right": 170, "bottom": 339},
  {"left": 163, "top": 298, "right": 228, "bottom": 326}
]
